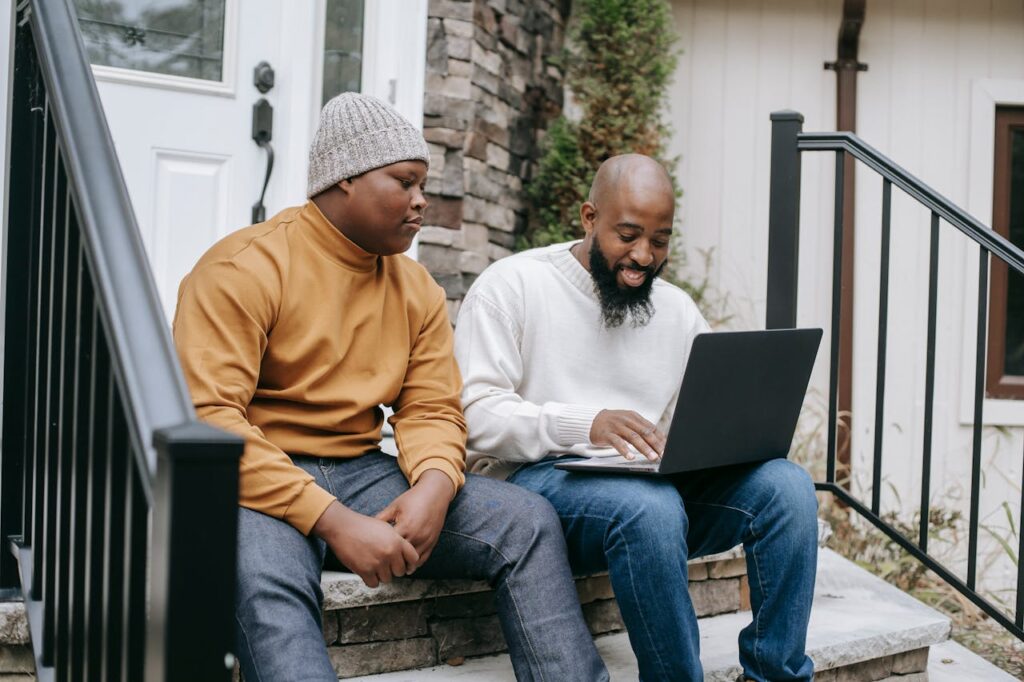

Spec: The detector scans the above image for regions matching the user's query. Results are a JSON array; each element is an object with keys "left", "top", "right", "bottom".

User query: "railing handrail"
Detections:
[
  {"left": 798, "top": 131, "right": 1024, "bottom": 275},
  {"left": 27, "top": 0, "right": 195, "bottom": 493}
]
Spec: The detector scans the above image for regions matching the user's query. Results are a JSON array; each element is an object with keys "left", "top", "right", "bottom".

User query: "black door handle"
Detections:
[{"left": 251, "top": 97, "right": 274, "bottom": 223}]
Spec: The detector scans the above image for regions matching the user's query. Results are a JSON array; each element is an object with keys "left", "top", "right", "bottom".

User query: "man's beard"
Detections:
[{"left": 588, "top": 238, "right": 664, "bottom": 329}]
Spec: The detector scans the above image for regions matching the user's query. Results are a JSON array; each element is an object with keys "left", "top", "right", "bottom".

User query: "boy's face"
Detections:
[{"left": 339, "top": 160, "right": 428, "bottom": 255}]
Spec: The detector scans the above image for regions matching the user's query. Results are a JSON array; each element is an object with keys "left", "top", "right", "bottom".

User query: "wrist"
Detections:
[{"left": 415, "top": 469, "right": 456, "bottom": 503}]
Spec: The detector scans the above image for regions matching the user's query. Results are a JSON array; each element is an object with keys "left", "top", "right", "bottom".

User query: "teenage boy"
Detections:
[
  {"left": 454, "top": 153, "right": 819, "bottom": 682},
  {"left": 173, "top": 92, "right": 607, "bottom": 682}
]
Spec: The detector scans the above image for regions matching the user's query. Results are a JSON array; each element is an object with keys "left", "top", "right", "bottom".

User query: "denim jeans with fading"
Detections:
[
  {"left": 509, "top": 457, "right": 819, "bottom": 682},
  {"left": 234, "top": 451, "right": 609, "bottom": 682}
]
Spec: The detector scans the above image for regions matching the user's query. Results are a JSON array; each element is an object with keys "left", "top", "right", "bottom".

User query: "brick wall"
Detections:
[{"left": 420, "top": 0, "right": 571, "bottom": 322}]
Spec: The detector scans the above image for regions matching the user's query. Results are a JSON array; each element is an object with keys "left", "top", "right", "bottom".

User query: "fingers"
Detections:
[
  {"left": 400, "top": 538, "right": 420, "bottom": 574},
  {"left": 625, "top": 414, "right": 665, "bottom": 459},
  {"left": 375, "top": 501, "right": 398, "bottom": 523},
  {"left": 608, "top": 433, "right": 633, "bottom": 459},
  {"left": 361, "top": 571, "right": 380, "bottom": 589},
  {"left": 623, "top": 428, "right": 659, "bottom": 461}
]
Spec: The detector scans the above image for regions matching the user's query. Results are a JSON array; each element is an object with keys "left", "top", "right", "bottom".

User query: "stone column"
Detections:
[{"left": 420, "top": 0, "right": 570, "bottom": 322}]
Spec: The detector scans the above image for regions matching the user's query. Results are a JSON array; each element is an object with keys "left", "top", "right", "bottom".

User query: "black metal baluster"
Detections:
[
  {"left": 871, "top": 179, "right": 892, "bottom": 516},
  {"left": 31, "top": 99, "right": 54, "bottom": 604},
  {"left": 41, "top": 113, "right": 67, "bottom": 667},
  {"left": 919, "top": 213, "right": 940, "bottom": 552},
  {"left": 1017, "top": 432, "right": 1024, "bottom": 628},
  {"left": 123, "top": 461, "right": 147, "bottom": 681},
  {"left": 968, "top": 248, "right": 989, "bottom": 590},
  {"left": 83, "top": 340, "right": 111, "bottom": 682},
  {"left": 54, "top": 217, "right": 82, "bottom": 680},
  {"left": 68, "top": 245, "right": 94, "bottom": 682},
  {"left": 827, "top": 151, "right": 845, "bottom": 485},
  {"left": 54, "top": 179, "right": 80, "bottom": 679},
  {"left": 101, "top": 404, "right": 128, "bottom": 680}
]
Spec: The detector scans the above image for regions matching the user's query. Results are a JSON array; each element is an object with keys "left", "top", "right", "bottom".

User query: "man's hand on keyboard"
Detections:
[{"left": 589, "top": 410, "right": 666, "bottom": 460}]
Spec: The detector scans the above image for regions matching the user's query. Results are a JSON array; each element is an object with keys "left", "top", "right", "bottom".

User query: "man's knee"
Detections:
[
  {"left": 758, "top": 459, "right": 819, "bottom": 531},
  {"left": 614, "top": 482, "right": 688, "bottom": 546}
]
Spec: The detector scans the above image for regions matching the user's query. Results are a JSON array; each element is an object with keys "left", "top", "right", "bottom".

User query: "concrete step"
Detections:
[
  {"left": 928, "top": 640, "right": 1018, "bottom": 681},
  {"left": 345, "top": 549, "right": 952, "bottom": 682}
]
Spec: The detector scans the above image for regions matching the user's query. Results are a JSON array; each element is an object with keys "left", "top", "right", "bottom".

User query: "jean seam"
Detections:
[
  {"left": 748, "top": 514, "right": 768, "bottom": 681},
  {"left": 235, "top": 613, "right": 264, "bottom": 682},
  {"left": 318, "top": 460, "right": 337, "bottom": 497},
  {"left": 438, "top": 528, "right": 546, "bottom": 682}
]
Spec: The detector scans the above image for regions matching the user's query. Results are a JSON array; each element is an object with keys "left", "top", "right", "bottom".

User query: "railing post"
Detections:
[
  {"left": 0, "top": 2, "right": 35, "bottom": 593},
  {"left": 766, "top": 110, "right": 804, "bottom": 329},
  {"left": 146, "top": 423, "right": 243, "bottom": 682}
]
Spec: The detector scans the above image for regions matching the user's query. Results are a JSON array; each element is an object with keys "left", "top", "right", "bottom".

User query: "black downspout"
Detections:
[{"left": 824, "top": 0, "right": 867, "bottom": 489}]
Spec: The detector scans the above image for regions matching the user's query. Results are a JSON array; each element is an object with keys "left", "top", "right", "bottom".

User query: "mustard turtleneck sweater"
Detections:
[{"left": 173, "top": 201, "right": 466, "bottom": 535}]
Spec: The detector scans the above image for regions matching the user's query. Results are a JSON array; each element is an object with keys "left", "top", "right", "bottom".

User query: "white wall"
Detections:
[{"left": 668, "top": 0, "right": 1024, "bottom": 602}]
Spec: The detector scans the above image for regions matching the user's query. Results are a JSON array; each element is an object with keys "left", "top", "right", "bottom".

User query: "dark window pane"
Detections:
[
  {"left": 74, "top": 0, "right": 225, "bottom": 81},
  {"left": 322, "top": 0, "right": 364, "bottom": 105},
  {"left": 1005, "top": 128, "right": 1024, "bottom": 376}
]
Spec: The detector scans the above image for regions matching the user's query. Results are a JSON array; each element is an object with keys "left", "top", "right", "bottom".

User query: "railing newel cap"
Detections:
[
  {"left": 153, "top": 421, "right": 244, "bottom": 457},
  {"left": 770, "top": 110, "right": 805, "bottom": 122}
]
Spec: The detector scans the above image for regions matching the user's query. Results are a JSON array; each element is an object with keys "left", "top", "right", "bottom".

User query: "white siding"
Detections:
[{"left": 668, "top": 0, "right": 1024, "bottom": 600}]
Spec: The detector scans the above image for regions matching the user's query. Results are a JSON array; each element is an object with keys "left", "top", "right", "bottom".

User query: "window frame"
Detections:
[{"left": 986, "top": 106, "right": 1024, "bottom": 400}]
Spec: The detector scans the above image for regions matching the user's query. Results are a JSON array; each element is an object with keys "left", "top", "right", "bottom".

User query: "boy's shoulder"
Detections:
[{"left": 192, "top": 206, "right": 302, "bottom": 273}]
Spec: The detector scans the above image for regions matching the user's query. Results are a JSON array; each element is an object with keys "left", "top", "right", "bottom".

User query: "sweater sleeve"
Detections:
[
  {"left": 388, "top": 287, "right": 467, "bottom": 493},
  {"left": 173, "top": 260, "right": 336, "bottom": 536},
  {"left": 454, "top": 293, "right": 603, "bottom": 463}
]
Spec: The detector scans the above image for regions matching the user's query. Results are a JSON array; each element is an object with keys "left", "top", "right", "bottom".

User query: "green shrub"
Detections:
[{"left": 522, "top": 0, "right": 680, "bottom": 248}]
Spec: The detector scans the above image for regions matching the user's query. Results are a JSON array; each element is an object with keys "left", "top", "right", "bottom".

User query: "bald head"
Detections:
[{"left": 587, "top": 154, "right": 674, "bottom": 208}]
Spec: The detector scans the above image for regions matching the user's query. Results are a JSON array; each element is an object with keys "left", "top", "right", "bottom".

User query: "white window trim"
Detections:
[
  {"left": 89, "top": 0, "right": 239, "bottom": 98},
  {"left": 959, "top": 78, "right": 1024, "bottom": 426}
]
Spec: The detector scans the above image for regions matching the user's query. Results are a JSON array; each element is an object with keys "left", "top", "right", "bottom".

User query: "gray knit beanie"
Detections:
[{"left": 307, "top": 92, "right": 430, "bottom": 198}]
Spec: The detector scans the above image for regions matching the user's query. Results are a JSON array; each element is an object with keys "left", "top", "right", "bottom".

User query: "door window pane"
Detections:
[
  {"left": 74, "top": 0, "right": 225, "bottom": 81},
  {"left": 322, "top": 0, "right": 364, "bottom": 104},
  {"left": 1005, "top": 128, "right": 1024, "bottom": 376}
]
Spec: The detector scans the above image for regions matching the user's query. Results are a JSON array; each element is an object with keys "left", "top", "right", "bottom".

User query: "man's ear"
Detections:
[{"left": 580, "top": 201, "right": 597, "bottom": 234}]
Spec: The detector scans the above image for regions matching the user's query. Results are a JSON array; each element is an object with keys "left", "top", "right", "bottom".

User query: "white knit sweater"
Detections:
[{"left": 454, "top": 242, "right": 709, "bottom": 479}]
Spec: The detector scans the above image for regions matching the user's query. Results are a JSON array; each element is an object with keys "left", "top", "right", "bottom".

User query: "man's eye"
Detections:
[
  {"left": 653, "top": 241, "right": 669, "bottom": 249},
  {"left": 618, "top": 234, "right": 635, "bottom": 243},
  {"left": 400, "top": 179, "right": 413, "bottom": 188}
]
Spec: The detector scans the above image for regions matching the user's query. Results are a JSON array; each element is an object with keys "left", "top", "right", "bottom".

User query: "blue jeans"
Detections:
[
  {"left": 235, "top": 452, "right": 608, "bottom": 682},
  {"left": 509, "top": 457, "right": 818, "bottom": 682}
]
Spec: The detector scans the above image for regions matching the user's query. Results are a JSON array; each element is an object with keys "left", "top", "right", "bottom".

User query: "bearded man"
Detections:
[{"left": 454, "top": 154, "right": 819, "bottom": 682}]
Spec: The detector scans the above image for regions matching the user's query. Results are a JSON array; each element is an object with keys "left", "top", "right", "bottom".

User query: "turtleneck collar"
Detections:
[
  {"left": 551, "top": 240, "right": 599, "bottom": 301},
  {"left": 300, "top": 201, "right": 380, "bottom": 272}
]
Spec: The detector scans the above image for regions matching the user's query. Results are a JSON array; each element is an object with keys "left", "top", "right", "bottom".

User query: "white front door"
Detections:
[{"left": 72, "top": 0, "right": 426, "bottom": 320}]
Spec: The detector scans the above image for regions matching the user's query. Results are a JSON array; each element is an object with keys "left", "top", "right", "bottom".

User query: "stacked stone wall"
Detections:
[{"left": 420, "top": 0, "right": 570, "bottom": 322}]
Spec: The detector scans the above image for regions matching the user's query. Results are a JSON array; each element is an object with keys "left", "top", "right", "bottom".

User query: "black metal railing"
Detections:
[
  {"left": 766, "top": 110, "right": 1024, "bottom": 641},
  {"left": 1, "top": 1, "right": 244, "bottom": 680}
]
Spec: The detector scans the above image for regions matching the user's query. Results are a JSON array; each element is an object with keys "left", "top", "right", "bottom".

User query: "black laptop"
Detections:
[{"left": 554, "top": 328, "right": 823, "bottom": 475}]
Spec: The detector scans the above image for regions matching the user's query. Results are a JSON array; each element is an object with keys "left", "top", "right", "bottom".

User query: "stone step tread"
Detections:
[
  {"left": 320, "top": 545, "right": 743, "bottom": 610},
  {"left": 927, "top": 640, "right": 1018, "bottom": 682},
  {"left": 345, "top": 549, "right": 952, "bottom": 681}
]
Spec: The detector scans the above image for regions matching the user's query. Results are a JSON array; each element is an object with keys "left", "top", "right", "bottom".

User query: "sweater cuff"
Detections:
[
  {"left": 554, "top": 404, "right": 604, "bottom": 446},
  {"left": 283, "top": 482, "right": 338, "bottom": 536},
  {"left": 409, "top": 457, "right": 466, "bottom": 495}
]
